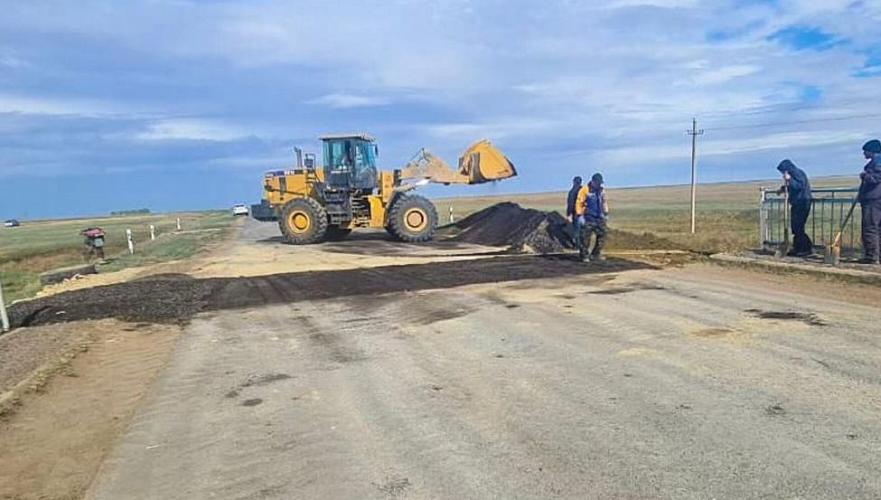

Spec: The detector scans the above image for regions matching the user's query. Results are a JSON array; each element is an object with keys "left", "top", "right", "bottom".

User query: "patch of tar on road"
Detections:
[
  {"left": 414, "top": 307, "right": 473, "bottom": 326},
  {"left": 10, "top": 256, "right": 654, "bottom": 328},
  {"left": 243, "top": 373, "right": 292, "bottom": 387},
  {"left": 241, "top": 398, "right": 263, "bottom": 407},
  {"left": 373, "top": 476, "right": 411, "bottom": 498},
  {"left": 309, "top": 332, "right": 367, "bottom": 364},
  {"left": 744, "top": 308, "right": 827, "bottom": 326},
  {"left": 765, "top": 404, "right": 786, "bottom": 416},
  {"left": 226, "top": 372, "right": 294, "bottom": 399}
]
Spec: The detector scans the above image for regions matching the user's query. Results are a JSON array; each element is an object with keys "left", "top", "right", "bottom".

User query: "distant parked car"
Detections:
[
  {"left": 231, "top": 204, "right": 249, "bottom": 216},
  {"left": 3, "top": 219, "right": 20, "bottom": 228}
]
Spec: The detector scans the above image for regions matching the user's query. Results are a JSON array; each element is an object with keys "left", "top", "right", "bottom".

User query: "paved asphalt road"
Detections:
[{"left": 88, "top": 222, "right": 881, "bottom": 499}]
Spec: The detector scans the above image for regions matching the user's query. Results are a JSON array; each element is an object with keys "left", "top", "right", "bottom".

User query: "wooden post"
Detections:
[
  {"left": 150, "top": 224, "right": 156, "bottom": 241},
  {"left": 0, "top": 279, "right": 10, "bottom": 333},
  {"left": 126, "top": 229, "right": 134, "bottom": 254}
]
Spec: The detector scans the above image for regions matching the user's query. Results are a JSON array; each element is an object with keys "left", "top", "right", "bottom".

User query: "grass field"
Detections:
[
  {"left": 437, "top": 176, "right": 858, "bottom": 254},
  {"left": 0, "top": 212, "right": 236, "bottom": 302}
]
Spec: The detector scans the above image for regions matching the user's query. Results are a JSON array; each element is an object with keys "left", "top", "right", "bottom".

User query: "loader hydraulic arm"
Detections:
[{"left": 398, "top": 140, "right": 517, "bottom": 185}]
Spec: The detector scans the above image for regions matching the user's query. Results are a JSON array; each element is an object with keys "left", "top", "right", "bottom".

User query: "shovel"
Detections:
[
  {"left": 824, "top": 194, "right": 860, "bottom": 266},
  {"left": 775, "top": 179, "right": 791, "bottom": 258}
]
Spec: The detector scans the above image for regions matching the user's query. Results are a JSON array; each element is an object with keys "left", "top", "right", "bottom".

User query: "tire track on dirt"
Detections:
[{"left": 0, "top": 321, "right": 181, "bottom": 500}]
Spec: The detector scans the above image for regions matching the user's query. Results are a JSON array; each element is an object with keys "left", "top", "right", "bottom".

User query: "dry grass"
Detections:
[{"left": 0, "top": 212, "right": 236, "bottom": 302}]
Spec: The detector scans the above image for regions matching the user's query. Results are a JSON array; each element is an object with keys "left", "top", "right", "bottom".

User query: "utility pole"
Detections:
[{"left": 687, "top": 118, "right": 704, "bottom": 234}]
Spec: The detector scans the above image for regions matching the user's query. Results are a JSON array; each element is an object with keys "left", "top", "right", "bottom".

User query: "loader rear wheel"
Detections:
[
  {"left": 388, "top": 195, "right": 438, "bottom": 243},
  {"left": 325, "top": 226, "right": 352, "bottom": 241},
  {"left": 279, "top": 197, "right": 327, "bottom": 244}
]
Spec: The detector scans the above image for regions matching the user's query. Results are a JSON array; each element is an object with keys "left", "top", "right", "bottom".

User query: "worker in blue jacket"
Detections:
[
  {"left": 776, "top": 159, "right": 813, "bottom": 257},
  {"left": 575, "top": 173, "right": 609, "bottom": 262},
  {"left": 859, "top": 139, "right": 881, "bottom": 264}
]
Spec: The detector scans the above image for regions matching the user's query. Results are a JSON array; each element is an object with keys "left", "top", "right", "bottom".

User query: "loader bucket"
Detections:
[{"left": 458, "top": 140, "right": 517, "bottom": 184}]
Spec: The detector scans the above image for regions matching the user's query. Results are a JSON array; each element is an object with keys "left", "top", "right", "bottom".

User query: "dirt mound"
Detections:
[{"left": 448, "top": 202, "right": 575, "bottom": 253}]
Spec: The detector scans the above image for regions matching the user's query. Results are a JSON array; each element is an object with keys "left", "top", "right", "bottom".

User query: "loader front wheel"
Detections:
[
  {"left": 279, "top": 197, "right": 327, "bottom": 244},
  {"left": 388, "top": 195, "right": 438, "bottom": 243}
]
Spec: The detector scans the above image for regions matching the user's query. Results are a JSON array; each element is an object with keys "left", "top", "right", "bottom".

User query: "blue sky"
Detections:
[{"left": 1, "top": 0, "right": 880, "bottom": 218}]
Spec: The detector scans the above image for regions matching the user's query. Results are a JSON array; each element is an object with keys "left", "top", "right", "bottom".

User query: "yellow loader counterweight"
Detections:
[{"left": 258, "top": 135, "right": 516, "bottom": 245}]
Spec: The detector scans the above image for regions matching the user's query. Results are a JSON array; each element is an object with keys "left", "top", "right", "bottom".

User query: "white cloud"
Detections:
[
  {"left": 137, "top": 119, "right": 250, "bottom": 141},
  {"left": 603, "top": 0, "right": 699, "bottom": 8},
  {"left": 0, "top": 93, "right": 113, "bottom": 115},
  {"left": 306, "top": 93, "right": 389, "bottom": 109},
  {"left": 691, "top": 64, "right": 760, "bottom": 85}
]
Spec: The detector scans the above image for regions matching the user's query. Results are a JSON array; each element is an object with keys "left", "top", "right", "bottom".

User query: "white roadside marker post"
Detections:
[
  {"left": 0, "top": 279, "right": 10, "bottom": 333},
  {"left": 126, "top": 228, "right": 135, "bottom": 254},
  {"left": 176, "top": 218, "right": 182, "bottom": 231},
  {"left": 449, "top": 205, "right": 455, "bottom": 224},
  {"left": 150, "top": 224, "right": 156, "bottom": 241}
]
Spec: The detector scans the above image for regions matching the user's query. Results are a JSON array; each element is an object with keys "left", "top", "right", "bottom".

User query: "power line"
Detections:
[
  {"left": 703, "top": 112, "right": 879, "bottom": 132},
  {"left": 698, "top": 96, "right": 879, "bottom": 121}
]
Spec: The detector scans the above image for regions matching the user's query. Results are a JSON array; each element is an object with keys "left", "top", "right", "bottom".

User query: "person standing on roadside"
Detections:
[
  {"left": 858, "top": 139, "right": 881, "bottom": 265},
  {"left": 776, "top": 159, "right": 813, "bottom": 257},
  {"left": 575, "top": 173, "right": 609, "bottom": 262},
  {"left": 567, "top": 176, "right": 587, "bottom": 257},
  {"left": 566, "top": 176, "right": 583, "bottom": 223}
]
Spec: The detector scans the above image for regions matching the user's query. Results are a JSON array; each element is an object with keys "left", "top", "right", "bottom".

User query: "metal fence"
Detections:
[{"left": 759, "top": 187, "right": 862, "bottom": 256}]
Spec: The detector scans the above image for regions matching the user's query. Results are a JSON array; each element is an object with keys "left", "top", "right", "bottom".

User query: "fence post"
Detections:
[
  {"left": 176, "top": 218, "right": 182, "bottom": 231},
  {"left": 0, "top": 279, "right": 10, "bottom": 333},
  {"left": 758, "top": 188, "right": 767, "bottom": 250},
  {"left": 126, "top": 228, "right": 134, "bottom": 254},
  {"left": 150, "top": 224, "right": 156, "bottom": 241}
]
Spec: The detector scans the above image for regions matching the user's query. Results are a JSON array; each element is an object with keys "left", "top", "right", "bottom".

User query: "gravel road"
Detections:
[{"left": 85, "top": 221, "right": 881, "bottom": 499}]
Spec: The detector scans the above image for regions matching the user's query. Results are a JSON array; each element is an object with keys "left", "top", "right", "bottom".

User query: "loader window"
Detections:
[
  {"left": 354, "top": 141, "right": 376, "bottom": 171},
  {"left": 322, "top": 138, "right": 377, "bottom": 189},
  {"left": 353, "top": 140, "right": 377, "bottom": 189},
  {"left": 324, "top": 140, "right": 352, "bottom": 171}
]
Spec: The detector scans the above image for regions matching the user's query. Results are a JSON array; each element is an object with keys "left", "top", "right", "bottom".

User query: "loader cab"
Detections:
[{"left": 320, "top": 134, "right": 378, "bottom": 191}]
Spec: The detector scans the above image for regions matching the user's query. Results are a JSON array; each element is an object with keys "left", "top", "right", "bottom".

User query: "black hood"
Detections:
[{"left": 777, "top": 159, "right": 796, "bottom": 173}]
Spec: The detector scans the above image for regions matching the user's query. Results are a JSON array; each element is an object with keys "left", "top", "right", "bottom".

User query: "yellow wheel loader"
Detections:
[{"left": 256, "top": 134, "right": 517, "bottom": 244}]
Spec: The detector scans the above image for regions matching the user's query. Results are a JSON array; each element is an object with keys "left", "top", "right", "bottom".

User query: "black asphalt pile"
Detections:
[
  {"left": 448, "top": 202, "right": 575, "bottom": 254},
  {"left": 7, "top": 256, "right": 653, "bottom": 329}
]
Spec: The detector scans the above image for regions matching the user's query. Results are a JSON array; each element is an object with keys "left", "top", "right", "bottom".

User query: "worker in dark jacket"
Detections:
[
  {"left": 575, "top": 173, "right": 609, "bottom": 262},
  {"left": 566, "top": 176, "right": 583, "bottom": 223},
  {"left": 776, "top": 159, "right": 813, "bottom": 256},
  {"left": 859, "top": 139, "right": 881, "bottom": 264}
]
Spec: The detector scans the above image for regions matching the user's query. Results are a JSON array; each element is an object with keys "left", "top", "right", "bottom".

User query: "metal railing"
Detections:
[{"left": 759, "top": 187, "right": 862, "bottom": 255}]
